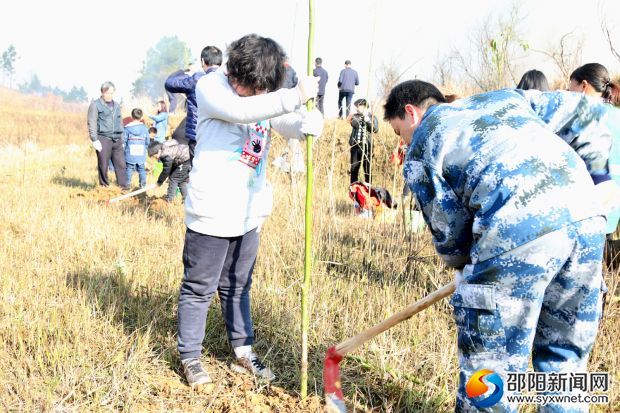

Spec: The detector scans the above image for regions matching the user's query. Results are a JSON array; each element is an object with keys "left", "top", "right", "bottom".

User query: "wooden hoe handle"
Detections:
[{"left": 335, "top": 281, "right": 456, "bottom": 356}]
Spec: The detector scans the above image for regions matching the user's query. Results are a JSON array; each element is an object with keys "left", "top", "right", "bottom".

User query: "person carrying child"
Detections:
[
  {"left": 177, "top": 33, "right": 322, "bottom": 388},
  {"left": 348, "top": 98, "right": 378, "bottom": 184},
  {"left": 122, "top": 108, "right": 150, "bottom": 188},
  {"left": 148, "top": 139, "right": 190, "bottom": 202},
  {"left": 384, "top": 80, "right": 611, "bottom": 412}
]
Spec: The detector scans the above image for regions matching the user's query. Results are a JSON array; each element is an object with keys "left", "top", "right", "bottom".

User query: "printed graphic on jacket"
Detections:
[{"left": 239, "top": 121, "right": 270, "bottom": 171}]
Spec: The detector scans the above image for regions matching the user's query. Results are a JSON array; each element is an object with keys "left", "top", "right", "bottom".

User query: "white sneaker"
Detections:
[
  {"left": 181, "top": 358, "right": 212, "bottom": 388},
  {"left": 231, "top": 351, "right": 276, "bottom": 381}
]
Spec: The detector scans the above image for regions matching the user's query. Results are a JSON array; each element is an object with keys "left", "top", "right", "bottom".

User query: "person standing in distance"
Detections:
[
  {"left": 87, "top": 81, "right": 129, "bottom": 189},
  {"left": 313, "top": 57, "right": 328, "bottom": 114},
  {"left": 337, "top": 60, "right": 359, "bottom": 119}
]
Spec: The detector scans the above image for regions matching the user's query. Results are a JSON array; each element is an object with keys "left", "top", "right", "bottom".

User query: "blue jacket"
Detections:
[
  {"left": 148, "top": 112, "right": 168, "bottom": 143},
  {"left": 313, "top": 66, "right": 328, "bottom": 95},
  {"left": 165, "top": 67, "right": 218, "bottom": 142},
  {"left": 404, "top": 89, "right": 609, "bottom": 268},
  {"left": 338, "top": 67, "right": 359, "bottom": 92},
  {"left": 123, "top": 123, "right": 150, "bottom": 164}
]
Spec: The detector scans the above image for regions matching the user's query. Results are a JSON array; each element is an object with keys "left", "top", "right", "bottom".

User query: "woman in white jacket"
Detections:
[{"left": 177, "top": 34, "right": 322, "bottom": 389}]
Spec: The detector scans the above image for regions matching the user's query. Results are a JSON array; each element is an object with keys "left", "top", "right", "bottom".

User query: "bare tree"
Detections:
[
  {"left": 433, "top": 54, "right": 455, "bottom": 87},
  {"left": 601, "top": 19, "right": 620, "bottom": 64},
  {"left": 451, "top": 1, "right": 529, "bottom": 92},
  {"left": 375, "top": 58, "right": 420, "bottom": 103},
  {"left": 533, "top": 32, "right": 583, "bottom": 80}
]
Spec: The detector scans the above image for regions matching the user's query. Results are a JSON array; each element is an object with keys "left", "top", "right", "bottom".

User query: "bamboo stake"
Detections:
[{"left": 300, "top": 0, "right": 315, "bottom": 399}]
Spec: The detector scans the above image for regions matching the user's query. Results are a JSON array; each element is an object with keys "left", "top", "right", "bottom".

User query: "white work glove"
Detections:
[
  {"left": 296, "top": 76, "right": 319, "bottom": 104},
  {"left": 92, "top": 140, "right": 102, "bottom": 152},
  {"left": 300, "top": 108, "right": 324, "bottom": 138},
  {"left": 595, "top": 180, "right": 620, "bottom": 216},
  {"left": 454, "top": 268, "right": 464, "bottom": 284}
]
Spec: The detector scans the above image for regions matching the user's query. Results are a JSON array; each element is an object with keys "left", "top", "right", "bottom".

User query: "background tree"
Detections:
[
  {"left": 18, "top": 74, "right": 88, "bottom": 103},
  {"left": 19, "top": 74, "right": 44, "bottom": 94},
  {"left": 601, "top": 19, "right": 620, "bottom": 65},
  {"left": 64, "top": 86, "right": 88, "bottom": 103},
  {"left": 451, "top": 2, "right": 529, "bottom": 91},
  {"left": 375, "top": 58, "right": 421, "bottom": 103},
  {"left": 132, "top": 36, "right": 192, "bottom": 101},
  {"left": 1, "top": 45, "right": 18, "bottom": 88},
  {"left": 533, "top": 32, "right": 583, "bottom": 82}
]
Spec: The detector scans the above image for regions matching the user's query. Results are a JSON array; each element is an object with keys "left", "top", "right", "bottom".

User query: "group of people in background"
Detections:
[
  {"left": 86, "top": 34, "right": 619, "bottom": 411},
  {"left": 87, "top": 84, "right": 171, "bottom": 192}
]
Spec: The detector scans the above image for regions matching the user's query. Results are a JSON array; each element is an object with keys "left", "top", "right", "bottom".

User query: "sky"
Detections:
[{"left": 1, "top": 0, "right": 619, "bottom": 117}]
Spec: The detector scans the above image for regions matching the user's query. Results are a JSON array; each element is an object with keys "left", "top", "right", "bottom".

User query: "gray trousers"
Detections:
[{"left": 178, "top": 227, "right": 259, "bottom": 360}]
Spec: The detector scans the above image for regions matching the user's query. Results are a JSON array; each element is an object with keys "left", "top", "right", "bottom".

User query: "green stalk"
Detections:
[{"left": 300, "top": 0, "right": 314, "bottom": 400}]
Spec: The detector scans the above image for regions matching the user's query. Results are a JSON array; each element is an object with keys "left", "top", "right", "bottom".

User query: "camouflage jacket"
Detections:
[{"left": 404, "top": 89, "right": 610, "bottom": 268}]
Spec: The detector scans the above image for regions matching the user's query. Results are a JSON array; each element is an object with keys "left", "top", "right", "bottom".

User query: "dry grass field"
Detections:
[{"left": 0, "top": 88, "right": 617, "bottom": 412}]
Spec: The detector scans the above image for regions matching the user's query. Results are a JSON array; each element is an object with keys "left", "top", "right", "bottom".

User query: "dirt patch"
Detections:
[
  {"left": 72, "top": 185, "right": 123, "bottom": 203},
  {"left": 143, "top": 360, "right": 325, "bottom": 412}
]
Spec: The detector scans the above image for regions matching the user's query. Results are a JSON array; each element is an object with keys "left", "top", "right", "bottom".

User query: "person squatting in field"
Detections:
[
  {"left": 148, "top": 139, "right": 190, "bottom": 202},
  {"left": 87, "top": 81, "right": 129, "bottom": 189},
  {"left": 177, "top": 34, "right": 323, "bottom": 388},
  {"left": 384, "top": 80, "right": 613, "bottom": 412}
]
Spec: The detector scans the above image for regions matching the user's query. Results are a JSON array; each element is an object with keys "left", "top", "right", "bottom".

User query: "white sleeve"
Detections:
[
  {"left": 270, "top": 111, "right": 304, "bottom": 140},
  {"left": 197, "top": 73, "right": 301, "bottom": 124}
]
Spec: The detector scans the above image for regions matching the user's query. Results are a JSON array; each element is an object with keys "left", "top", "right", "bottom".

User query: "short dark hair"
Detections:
[
  {"left": 354, "top": 98, "right": 367, "bottom": 107},
  {"left": 383, "top": 80, "right": 446, "bottom": 120},
  {"left": 570, "top": 62, "right": 620, "bottom": 105},
  {"left": 148, "top": 142, "right": 163, "bottom": 157},
  {"left": 315, "top": 57, "right": 322, "bottom": 65},
  {"left": 517, "top": 69, "right": 550, "bottom": 91},
  {"left": 201, "top": 46, "right": 223, "bottom": 67},
  {"left": 345, "top": 60, "right": 351, "bottom": 65},
  {"left": 226, "top": 34, "right": 286, "bottom": 92},
  {"left": 148, "top": 126, "right": 157, "bottom": 134},
  {"left": 131, "top": 108, "right": 143, "bottom": 120},
  {"left": 100, "top": 81, "right": 115, "bottom": 93}
]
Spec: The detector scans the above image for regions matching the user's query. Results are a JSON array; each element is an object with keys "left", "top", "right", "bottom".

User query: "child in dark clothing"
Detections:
[
  {"left": 148, "top": 126, "right": 158, "bottom": 140},
  {"left": 123, "top": 108, "right": 150, "bottom": 188},
  {"left": 348, "top": 99, "right": 378, "bottom": 184},
  {"left": 148, "top": 139, "right": 190, "bottom": 202}
]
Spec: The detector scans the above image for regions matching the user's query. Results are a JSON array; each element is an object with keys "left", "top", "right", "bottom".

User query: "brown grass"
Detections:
[{"left": 0, "top": 91, "right": 617, "bottom": 412}]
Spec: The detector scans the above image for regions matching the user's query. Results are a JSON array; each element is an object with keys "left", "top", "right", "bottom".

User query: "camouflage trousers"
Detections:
[{"left": 452, "top": 217, "right": 606, "bottom": 412}]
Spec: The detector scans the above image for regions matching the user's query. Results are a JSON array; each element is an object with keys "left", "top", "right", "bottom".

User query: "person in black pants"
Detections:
[
  {"left": 348, "top": 99, "right": 378, "bottom": 183},
  {"left": 87, "top": 81, "right": 129, "bottom": 189},
  {"left": 337, "top": 60, "right": 359, "bottom": 118},
  {"left": 148, "top": 140, "right": 191, "bottom": 202}
]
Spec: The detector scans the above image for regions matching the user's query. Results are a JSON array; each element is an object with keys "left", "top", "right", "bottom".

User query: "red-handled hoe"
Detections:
[{"left": 323, "top": 281, "right": 456, "bottom": 413}]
